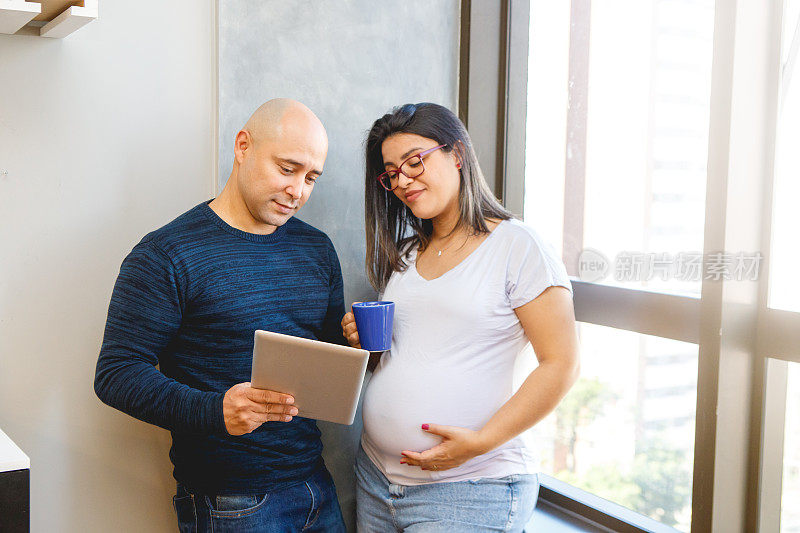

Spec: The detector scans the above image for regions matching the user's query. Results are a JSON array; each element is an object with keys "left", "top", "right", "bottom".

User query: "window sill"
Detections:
[{"left": 527, "top": 474, "right": 683, "bottom": 533}]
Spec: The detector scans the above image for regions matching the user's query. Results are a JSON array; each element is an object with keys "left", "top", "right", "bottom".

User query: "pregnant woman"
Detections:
[{"left": 342, "top": 102, "right": 580, "bottom": 532}]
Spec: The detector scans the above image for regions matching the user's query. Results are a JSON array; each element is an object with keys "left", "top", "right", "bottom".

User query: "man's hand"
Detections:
[{"left": 223, "top": 382, "right": 297, "bottom": 436}]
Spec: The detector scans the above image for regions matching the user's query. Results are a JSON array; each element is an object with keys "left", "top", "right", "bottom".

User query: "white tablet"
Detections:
[{"left": 250, "top": 330, "right": 370, "bottom": 425}]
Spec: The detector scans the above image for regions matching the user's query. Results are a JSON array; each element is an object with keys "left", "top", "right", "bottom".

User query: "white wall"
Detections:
[{"left": 0, "top": 2, "right": 215, "bottom": 531}]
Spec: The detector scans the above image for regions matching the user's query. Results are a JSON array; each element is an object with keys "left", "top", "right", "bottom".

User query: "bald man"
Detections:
[{"left": 95, "top": 99, "right": 347, "bottom": 532}]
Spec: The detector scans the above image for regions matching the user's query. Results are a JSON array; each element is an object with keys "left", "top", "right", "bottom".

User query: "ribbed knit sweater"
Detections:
[{"left": 94, "top": 200, "right": 345, "bottom": 495}]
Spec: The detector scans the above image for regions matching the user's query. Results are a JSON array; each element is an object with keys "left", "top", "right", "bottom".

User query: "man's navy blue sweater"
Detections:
[{"left": 94, "top": 201, "right": 345, "bottom": 495}]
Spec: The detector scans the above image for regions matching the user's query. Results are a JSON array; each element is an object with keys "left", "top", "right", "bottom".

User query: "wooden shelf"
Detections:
[
  {"left": 33, "top": 0, "right": 82, "bottom": 21},
  {"left": 0, "top": 0, "right": 97, "bottom": 38}
]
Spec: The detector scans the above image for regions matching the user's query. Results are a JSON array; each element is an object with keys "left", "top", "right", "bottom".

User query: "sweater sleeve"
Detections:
[
  {"left": 94, "top": 240, "right": 227, "bottom": 435},
  {"left": 319, "top": 238, "right": 347, "bottom": 346}
]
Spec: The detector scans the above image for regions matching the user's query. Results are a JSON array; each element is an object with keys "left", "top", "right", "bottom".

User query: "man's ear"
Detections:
[{"left": 234, "top": 130, "right": 251, "bottom": 165}]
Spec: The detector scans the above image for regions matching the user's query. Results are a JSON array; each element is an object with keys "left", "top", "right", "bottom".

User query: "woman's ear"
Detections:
[{"left": 453, "top": 139, "right": 466, "bottom": 169}]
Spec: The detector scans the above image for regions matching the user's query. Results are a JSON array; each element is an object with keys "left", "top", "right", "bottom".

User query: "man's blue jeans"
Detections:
[{"left": 172, "top": 466, "right": 346, "bottom": 532}]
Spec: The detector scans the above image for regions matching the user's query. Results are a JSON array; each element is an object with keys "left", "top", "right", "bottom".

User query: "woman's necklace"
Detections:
[{"left": 429, "top": 231, "right": 471, "bottom": 258}]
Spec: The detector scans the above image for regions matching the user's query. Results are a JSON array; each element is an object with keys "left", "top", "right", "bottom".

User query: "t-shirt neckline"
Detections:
[{"left": 411, "top": 219, "right": 508, "bottom": 282}]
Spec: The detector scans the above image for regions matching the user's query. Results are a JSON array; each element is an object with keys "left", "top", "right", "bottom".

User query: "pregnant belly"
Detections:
[{"left": 362, "top": 364, "right": 491, "bottom": 457}]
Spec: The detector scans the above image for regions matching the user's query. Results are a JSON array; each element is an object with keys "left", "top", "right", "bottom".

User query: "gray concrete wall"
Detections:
[{"left": 218, "top": 0, "right": 460, "bottom": 529}]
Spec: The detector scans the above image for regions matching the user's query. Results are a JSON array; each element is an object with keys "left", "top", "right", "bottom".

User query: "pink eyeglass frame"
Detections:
[{"left": 376, "top": 144, "right": 447, "bottom": 191}]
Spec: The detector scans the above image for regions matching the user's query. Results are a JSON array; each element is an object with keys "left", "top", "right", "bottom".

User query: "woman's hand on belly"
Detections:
[{"left": 400, "top": 424, "right": 489, "bottom": 472}]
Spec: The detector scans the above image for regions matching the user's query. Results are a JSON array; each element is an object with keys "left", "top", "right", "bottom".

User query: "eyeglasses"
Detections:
[{"left": 376, "top": 144, "right": 447, "bottom": 191}]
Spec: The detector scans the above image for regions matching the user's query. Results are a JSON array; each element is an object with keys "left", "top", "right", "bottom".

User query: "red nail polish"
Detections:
[
  {"left": 421, "top": 424, "right": 429, "bottom": 430},
  {"left": 400, "top": 461, "right": 406, "bottom": 464}
]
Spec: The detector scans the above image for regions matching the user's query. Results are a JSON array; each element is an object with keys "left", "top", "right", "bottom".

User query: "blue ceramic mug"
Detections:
[{"left": 352, "top": 301, "right": 395, "bottom": 352}]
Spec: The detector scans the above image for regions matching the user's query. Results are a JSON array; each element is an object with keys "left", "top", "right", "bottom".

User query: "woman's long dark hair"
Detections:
[{"left": 365, "top": 102, "right": 514, "bottom": 292}]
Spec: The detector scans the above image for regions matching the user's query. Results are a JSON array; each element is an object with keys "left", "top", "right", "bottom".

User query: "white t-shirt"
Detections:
[{"left": 360, "top": 218, "right": 574, "bottom": 485}]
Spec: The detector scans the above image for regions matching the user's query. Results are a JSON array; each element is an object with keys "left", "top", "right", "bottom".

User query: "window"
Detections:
[
  {"left": 782, "top": 361, "right": 800, "bottom": 531},
  {"left": 526, "top": 0, "right": 715, "bottom": 297},
  {"left": 523, "top": 5, "right": 712, "bottom": 525},
  {"left": 519, "top": 324, "right": 696, "bottom": 530},
  {"left": 475, "top": 0, "right": 800, "bottom": 528},
  {"left": 769, "top": 0, "right": 800, "bottom": 313}
]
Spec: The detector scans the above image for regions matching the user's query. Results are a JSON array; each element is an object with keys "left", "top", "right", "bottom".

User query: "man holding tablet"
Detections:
[{"left": 94, "top": 99, "right": 347, "bottom": 532}]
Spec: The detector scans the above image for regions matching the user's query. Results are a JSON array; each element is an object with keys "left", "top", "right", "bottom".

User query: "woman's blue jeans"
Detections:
[{"left": 355, "top": 445, "right": 539, "bottom": 532}]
